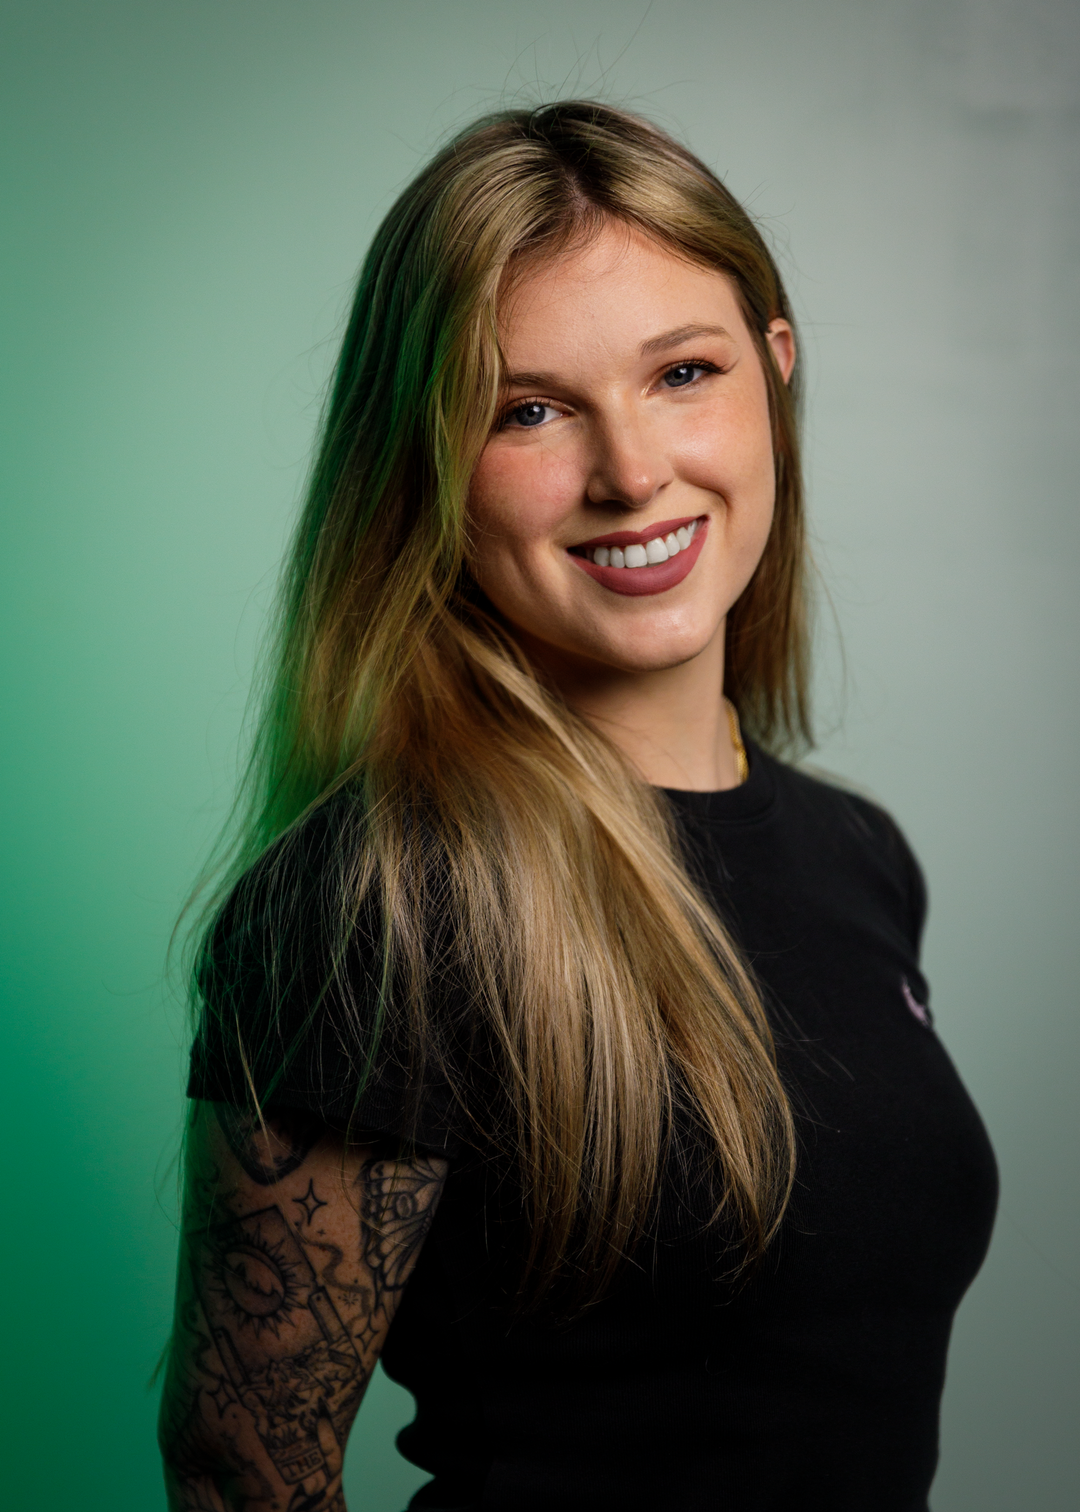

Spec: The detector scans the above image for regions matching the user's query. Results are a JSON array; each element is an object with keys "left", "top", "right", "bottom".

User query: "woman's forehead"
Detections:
[{"left": 496, "top": 227, "right": 743, "bottom": 363}]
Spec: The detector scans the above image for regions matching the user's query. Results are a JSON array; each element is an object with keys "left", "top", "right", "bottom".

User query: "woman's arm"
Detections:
[{"left": 158, "top": 1101, "right": 448, "bottom": 1511}]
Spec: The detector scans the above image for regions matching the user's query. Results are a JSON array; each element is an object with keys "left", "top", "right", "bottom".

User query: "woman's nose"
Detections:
[{"left": 584, "top": 409, "right": 675, "bottom": 511}]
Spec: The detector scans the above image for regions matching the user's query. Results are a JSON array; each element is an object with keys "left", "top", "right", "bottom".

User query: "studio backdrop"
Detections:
[{"left": 2, "top": 2, "right": 1077, "bottom": 1508}]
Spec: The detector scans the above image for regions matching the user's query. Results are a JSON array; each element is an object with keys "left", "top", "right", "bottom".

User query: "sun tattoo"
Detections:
[
  {"left": 204, "top": 1208, "right": 309, "bottom": 1340},
  {"left": 195, "top": 1206, "right": 363, "bottom": 1496}
]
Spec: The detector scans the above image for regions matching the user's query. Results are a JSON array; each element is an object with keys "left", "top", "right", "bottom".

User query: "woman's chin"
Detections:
[
  {"left": 500, "top": 598, "right": 724, "bottom": 680},
  {"left": 561, "top": 625, "right": 722, "bottom": 678},
  {"left": 608, "top": 644, "right": 716, "bottom": 675},
  {"left": 611, "top": 610, "right": 725, "bottom": 668}
]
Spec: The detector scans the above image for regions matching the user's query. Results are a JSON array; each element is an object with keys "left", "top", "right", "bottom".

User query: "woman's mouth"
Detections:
[{"left": 568, "top": 515, "right": 708, "bottom": 597}]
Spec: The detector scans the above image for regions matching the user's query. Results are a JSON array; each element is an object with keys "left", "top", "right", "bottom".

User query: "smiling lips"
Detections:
[{"left": 569, "top": 515, "right": 708, "bottom": 597}]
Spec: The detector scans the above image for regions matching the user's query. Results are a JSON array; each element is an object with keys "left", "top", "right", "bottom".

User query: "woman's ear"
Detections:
[{"left": 765, "top": 319, "right": 796, "bottom": 384}]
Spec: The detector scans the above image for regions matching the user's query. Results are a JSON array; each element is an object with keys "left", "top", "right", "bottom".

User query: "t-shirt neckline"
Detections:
[{"left": 659, "top": 739, "right": 778, "bottom": 826}]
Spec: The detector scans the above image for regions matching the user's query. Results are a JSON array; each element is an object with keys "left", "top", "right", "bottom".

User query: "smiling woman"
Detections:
[
  {"left": 468, "top": 226, "right": 795, "bottom": 781},
  {"left": 159, "top": 102, "right": 997, "bottom": 1512}
]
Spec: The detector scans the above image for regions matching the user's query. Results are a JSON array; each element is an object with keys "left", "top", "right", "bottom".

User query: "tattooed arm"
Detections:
[{"left": 158, "top": 1102, "right": 448, "bottom": 1512}]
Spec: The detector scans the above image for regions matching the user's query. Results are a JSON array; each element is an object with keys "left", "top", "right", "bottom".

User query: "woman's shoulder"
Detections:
[
  {"left": 189, "top": 792, "right": 462, "bottom": 1144},
  {"left": 758, "top": 748, "right": 928, "bottom": 943},
  {"left": 219, "top": 785, "right": 357, "bottom": 903},
  {"left": 768, "top": 750, "right": 909, "bottom": 841},
  {"left": 206, "top": 788, "right": 372, "bottom": 957},
  {"left": 194, "top": 793, "right": 383, "bottom": 1064}
]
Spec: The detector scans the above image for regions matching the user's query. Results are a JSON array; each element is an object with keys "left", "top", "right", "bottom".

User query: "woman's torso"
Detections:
[
  {"left": 381, "top": 750, "right": 998, "bottom": 1510},
  {"left": 191, "top": 745, "right": 998, "bottom": 1510}
]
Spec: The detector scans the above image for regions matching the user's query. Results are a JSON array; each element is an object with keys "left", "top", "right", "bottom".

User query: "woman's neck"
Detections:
[{"left": 524, "top": 624, "right": 741, "bottom": 792}]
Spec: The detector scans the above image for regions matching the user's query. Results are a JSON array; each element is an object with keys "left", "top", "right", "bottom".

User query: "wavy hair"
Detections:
[{"left": 199, "top": 101, "right": 810, "bottom": 1297}]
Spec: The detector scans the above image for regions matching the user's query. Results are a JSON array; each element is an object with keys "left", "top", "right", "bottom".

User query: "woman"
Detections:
[{"left": 159, "top": 102, "right": 997, "bottom": 1511}]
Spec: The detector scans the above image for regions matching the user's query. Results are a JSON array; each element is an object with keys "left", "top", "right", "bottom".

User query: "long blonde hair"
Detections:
[{"left": 202, "top": 102, "right": 810, "bottom": 1297}]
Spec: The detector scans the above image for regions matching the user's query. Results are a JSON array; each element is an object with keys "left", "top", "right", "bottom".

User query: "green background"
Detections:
[{"left": 2, "top": 2, "right": 1077, "bottom": 1507}]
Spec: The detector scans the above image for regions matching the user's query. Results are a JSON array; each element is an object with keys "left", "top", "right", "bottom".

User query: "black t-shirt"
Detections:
[{"left": 189, "top": 744, "right": 998, "bottom": 1511}]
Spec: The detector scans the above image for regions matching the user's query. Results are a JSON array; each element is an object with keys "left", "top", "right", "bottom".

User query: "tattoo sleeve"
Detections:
[{"left": 159, "top": 1103, "right": 448, "bottom": 1512}]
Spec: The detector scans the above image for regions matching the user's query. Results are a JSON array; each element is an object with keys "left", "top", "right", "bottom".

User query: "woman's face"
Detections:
[{"left": 466, "top": 221, "right": 795, "bottom": 678}]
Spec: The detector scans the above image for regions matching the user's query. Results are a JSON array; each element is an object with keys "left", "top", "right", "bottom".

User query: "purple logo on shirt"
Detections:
[{"left": 902, "top": 977, "right": 932, "bottom": 1027}]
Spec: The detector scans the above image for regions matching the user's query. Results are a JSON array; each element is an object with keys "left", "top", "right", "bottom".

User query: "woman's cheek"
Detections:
[
  {"left": 472, "top": 442, "right": 570, "bottom": 535},
  {"left": 515, "top": 440, "right": 582, "bottom": 522},
  {"left": 672, "top": 399, "right": 743, "bottom": 485}
]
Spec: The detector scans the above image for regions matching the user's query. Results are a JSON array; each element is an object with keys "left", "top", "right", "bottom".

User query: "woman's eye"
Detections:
[
  {"left": 504, "top": 401, "right": 559, "bottom": 429},
  {"left": 662, "top": 362, "right": 711, "bottom": 389}
]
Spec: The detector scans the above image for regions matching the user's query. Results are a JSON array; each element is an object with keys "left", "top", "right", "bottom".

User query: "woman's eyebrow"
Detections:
[
  {"left": 640, "top": 323, "right": 732, "bottom": 355},
  {"left": 499, "top": 325, "right": 734, "bottom": 390},
  {"left": 500, "top": 369, "right": 556, "bottom": 390}
]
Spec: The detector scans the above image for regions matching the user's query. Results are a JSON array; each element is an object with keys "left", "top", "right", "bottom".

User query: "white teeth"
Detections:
[{"left": 587, "top": 520, "right": 701, "bottom": 568}]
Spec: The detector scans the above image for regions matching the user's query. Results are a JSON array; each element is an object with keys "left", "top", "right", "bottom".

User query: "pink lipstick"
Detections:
[{"left": 569, "top": 515, "right": 708, "bottom": 598}]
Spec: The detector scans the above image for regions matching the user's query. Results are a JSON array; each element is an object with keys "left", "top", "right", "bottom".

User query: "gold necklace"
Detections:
[{"left": 724, "top": 698, "right": 749, "bottom": 786}]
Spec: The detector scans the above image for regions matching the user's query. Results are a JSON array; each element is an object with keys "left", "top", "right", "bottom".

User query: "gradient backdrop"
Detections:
[{"left": 2, "top": 2, "right": 1078, "bottom": 1507}]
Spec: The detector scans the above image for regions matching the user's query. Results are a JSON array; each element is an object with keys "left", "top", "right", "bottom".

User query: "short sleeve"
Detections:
[
  {"left": 823, "top": 765, "right": 927, "bottom": 943},
  {"left": 868, "top": 800, "right": 929, "bottom": 955},
  {"left": 900, "top": 830, "right": 928, "bottom": 955},
  {"left": 187, "top": 800, "right": 463, "bottom": 1157}
]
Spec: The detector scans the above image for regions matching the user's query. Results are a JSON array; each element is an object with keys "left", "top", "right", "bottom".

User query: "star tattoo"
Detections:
[
  {"left": 293, "top": 1179, "right": 328, "bottom": 1226},
  {"left": 208, "top": 1376, "right": 238, "bottom": 1416}
]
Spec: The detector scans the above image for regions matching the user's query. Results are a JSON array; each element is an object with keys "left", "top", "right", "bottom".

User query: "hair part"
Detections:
[{"left": 198, "top": 100, "right": 810, "bottom": 1301}]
